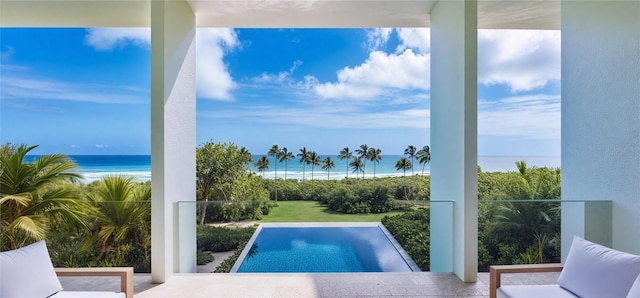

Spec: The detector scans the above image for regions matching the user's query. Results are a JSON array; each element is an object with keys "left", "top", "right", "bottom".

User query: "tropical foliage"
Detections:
[
  {"left": 79, "top": 176, "right": 151, "bottom": 271},
  {"left": 0, "top": 144, "right": 152, "bottom": 271},
  {"left": 0, "top": 144, "right": 88, "bottom": 251},
  {"left": 478, "top": 162, "right": 561, "bottom": 270},
  {"left": 196, "top": 141, "right": 273, "bottom": 223},
  {"left": 2, "top": 142, "right": 561, "bottom": 275}
]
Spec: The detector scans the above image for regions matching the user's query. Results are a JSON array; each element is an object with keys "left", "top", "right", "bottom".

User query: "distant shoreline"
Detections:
[{"left": 25, "top": 154, "right": 560, "bottom": 183}]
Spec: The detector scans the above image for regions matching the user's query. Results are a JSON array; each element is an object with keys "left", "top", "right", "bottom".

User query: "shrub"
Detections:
[
  {"left": 197, "top": 250, "right": 215, "bottom": 265},
  {"left": 381, "top": 209, "right": 430, "bottom": 270},
  {"left": 197, "top": 225, "right": 256, "bottom": 252},
  {"left": 214, "top": 244, "right": 245, "bottom": 273},
  {"left": 325, "top": 185, "right": 394, "bottom": 214}
]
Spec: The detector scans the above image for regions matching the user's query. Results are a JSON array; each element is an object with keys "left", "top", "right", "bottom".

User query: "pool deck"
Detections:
[{"left": 59, "top": 271, "right": 561, "bottom": 297}]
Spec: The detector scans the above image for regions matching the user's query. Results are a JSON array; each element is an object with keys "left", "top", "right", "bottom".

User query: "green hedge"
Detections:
[
  {"left": 381, "top": 209, "right": 430, "bottom": 270},
  {"left": 197, "top": 225, "right": 257, "bottom": 252}
]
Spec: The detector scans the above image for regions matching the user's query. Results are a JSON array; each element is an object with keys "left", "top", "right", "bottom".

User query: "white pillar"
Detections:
[
  {"left": 150, "top": 0, "right": 197, "bottom": 283},
  {"left": 430, "top": 0, "right": 478, "bottom": 282},
  {"left": 561, "top": 0, "right": 640, "bottom": 258}
]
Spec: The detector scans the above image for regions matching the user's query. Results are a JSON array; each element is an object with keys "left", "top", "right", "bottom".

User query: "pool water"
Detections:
[{"left": 232, "top": 225, "right": 419, "bottom": 273}]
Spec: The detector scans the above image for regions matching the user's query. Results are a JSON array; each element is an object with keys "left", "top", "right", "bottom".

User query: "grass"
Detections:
[{"left": 257, "top": 201, "right": 405, "bottom": 222}]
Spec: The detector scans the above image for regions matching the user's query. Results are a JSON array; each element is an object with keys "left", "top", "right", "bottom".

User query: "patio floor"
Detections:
[{"left": 59, "top": 271, "right": 560, "bottom": 297}]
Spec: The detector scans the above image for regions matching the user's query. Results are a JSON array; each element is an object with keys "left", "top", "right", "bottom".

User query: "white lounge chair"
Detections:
[
  {"left": 490, "top": 236, "right": 640, "bottom": 298},
  {"left": 0, "top": 240, "right": 133, "bottom": 298}
]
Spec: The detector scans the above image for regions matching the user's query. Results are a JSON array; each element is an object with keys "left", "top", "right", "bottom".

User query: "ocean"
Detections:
[{"left": 26, "top": 155, "right": 561, "bottom": 183}]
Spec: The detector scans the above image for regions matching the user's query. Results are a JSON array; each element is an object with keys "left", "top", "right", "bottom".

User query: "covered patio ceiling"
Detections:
[{"left": 1, "top": 0, "right": 560, "bottom": 29}]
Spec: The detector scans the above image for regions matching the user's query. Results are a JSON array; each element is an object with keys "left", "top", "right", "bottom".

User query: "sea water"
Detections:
[{"left": 24, "top": 154, "right": 560, "bottom": 183}]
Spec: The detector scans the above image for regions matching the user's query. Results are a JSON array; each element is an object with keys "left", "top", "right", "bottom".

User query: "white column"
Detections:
[
  {"left": 430, "top": 0, "right": 478, "bottom": 282},
  {"left": 150, "top": 0, "right": 197, "bottom": 283},
  {"left": 561, "top": 0, "right": 640, "bottom": 258}
]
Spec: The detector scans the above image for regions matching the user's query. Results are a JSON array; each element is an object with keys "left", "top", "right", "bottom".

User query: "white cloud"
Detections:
[
  {"left": 395, "top": 28, "right": 430, "bottom": 54},
  {"left": 84, "top": 28, "right": 240, "bottom": 101},
  {"left": 478, "top": 30, "right": 561, "bottom": 92},
  {"left": 310, "top": 28, "right": 430, "bottom": 101},
  {"left": 85, "top": 28, "right": 150, "bottom": 51},
  {"left": 478, "top": 94, "right": 560, "bottom": 139},
  {"left": 367, "top": 28, "right": 393, "bottom": 51},
  {"left": 367, "top": 28, "right": 430, "bottom": 54},
  {"left": 1, "top": 76, "right": 146, "bottom": 104},
  {"left": 94, "top": 144, "right": 108, "bottom": 148},
  {"left": 201, "top": 105, "right": 430, "bottom": 129},
  {"left": 196, "top": 28, "right": 240, "bottom": 101},
  {"left": 253, "top": 60, "right": 302, "bottom": 84},
  {"left": 309, "top": 49, "right": 430, "bottom": 100}
]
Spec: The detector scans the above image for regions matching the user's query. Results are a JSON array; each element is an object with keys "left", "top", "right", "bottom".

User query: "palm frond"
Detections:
[
  {"left": 0, "top": 193, "right": 32, "bottom": 206},
  {"left": 8, "top": 214, "right": 48, "bottom": 241}
]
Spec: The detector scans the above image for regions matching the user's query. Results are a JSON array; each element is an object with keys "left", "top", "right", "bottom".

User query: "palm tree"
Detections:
[
  {"left": 321, "top": 156, "right": 336, "bottom": 180},
  {"left": 239, "top": 147, "right": 252, "bottom": 164},
  {"left": 395, "top": 157, "right": 412, "bottom": 200},
  {"left": 297, "top": 147, "right": 309, "bottom": 180},
  {"left": 355, "top": 144, "right": 369, "bottom": 178},
  {"left": 267, "top": 145, "right": 282, "bottom": 201},
  {"left": 338, "top": 147, "right": 353, "bottom": 178},
  {"left": 307, "top": 151, "right": 321, "bottom": 180},
  {"left": 85, "top": 175, "right": 151, "bottom": 264},
  {"left": 350, "top": 157, "right": 364, "bottom": 179},
  {"left": 255, "top": 156, "right": 269, "bottom": 178},
  {"left": 267, "top": 145, "right": 282, "bottom": 179},
  {"left": 0, "top": 144, "right": 88, "bottom": 250},
  {"left": 404, "top": 145, "right": 417, "bottom": 175},
  {"left": 279, "top": 147, "right": 295, "bottom": 179},
  {"left": 416, "top": 145, "right": 431, "bottom": 175},
  {"left": 367, "top": 147, "right": 382, "bottom": 179}
]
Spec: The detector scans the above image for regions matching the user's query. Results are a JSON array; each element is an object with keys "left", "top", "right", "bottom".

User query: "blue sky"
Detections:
[{"left": 0, "top": 28, "right": 560, "bottom": 156}]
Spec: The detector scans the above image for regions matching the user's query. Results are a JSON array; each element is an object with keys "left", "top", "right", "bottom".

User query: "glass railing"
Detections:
[
  {"left": 10, "top": 197, "right": 610, "bottom": 275},
  {"left": 477, "top": 199, "right": 612, "bottom": 272}
]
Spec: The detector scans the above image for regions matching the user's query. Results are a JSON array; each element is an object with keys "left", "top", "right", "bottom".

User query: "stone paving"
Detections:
[{"left": 59, "top": 271, "right": 561, "bottom": 297}]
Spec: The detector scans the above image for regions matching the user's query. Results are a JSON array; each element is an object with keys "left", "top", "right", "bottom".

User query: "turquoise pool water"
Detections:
[{"left": 233, "top": 225, "right": 418, "bottom": 273}]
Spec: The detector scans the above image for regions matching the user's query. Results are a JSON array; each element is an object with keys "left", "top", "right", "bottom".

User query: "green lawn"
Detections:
[{"left": 257, "top": 201, "right": 405, "bottom": 222}]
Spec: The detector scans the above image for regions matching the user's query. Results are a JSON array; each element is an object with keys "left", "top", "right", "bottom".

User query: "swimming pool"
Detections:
[{"left": 231, "top": 223, "right": 420, "bottom": 273}]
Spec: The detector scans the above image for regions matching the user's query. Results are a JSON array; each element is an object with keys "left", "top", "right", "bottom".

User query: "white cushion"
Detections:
[
  {"left": 627, "top": 274, "right": 640, "bottom": 298},
  {"left": 497, "top": 284, "right": 578, "bottom": 298},
  {"left": 51, "top": 291, "right": 125, "bottom": 298},
  {"left": 557, "top": 236, "right": 640, "bottom": 298},
  {"left": 0, "top": 240, "right": 63, "bottom": 298}
]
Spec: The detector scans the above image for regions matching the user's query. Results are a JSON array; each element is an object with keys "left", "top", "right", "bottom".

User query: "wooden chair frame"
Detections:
[
  {"left": 489, "top": 263, "right": 564, "bottom": 298},
  {"left": 55, "top": 267, "right": 134, "bottom": 298}
]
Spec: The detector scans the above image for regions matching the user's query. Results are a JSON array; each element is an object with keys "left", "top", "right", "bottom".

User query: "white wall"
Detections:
[
  {"left": 561, "top": 0, "right": 640, "bottom": 257},
  {"left": 430, "top": 0, "right": 478, "bottom": 282},
  {"left": 150, "top": 0, "right": 197, "bottom": 283}
]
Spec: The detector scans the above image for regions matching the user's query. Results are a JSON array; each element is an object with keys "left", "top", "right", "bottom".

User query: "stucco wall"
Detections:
[
  {"left": 561, "top": 1, "right": 640, "bottom": 256},
  {"left": 430, "top": 0, "right": 478, "bottom": 281},
  {"left": 151, "top": 0, "right": 197, "bottom": 282}
]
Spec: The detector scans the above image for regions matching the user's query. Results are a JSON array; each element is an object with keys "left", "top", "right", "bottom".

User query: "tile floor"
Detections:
[{"left": 59, "top": 271, "right": 561, "bottom": 297}]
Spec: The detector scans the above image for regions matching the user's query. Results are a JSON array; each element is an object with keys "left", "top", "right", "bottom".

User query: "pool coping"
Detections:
[{"left": 230, "top": 222, "right": 422, "bottom": 273}]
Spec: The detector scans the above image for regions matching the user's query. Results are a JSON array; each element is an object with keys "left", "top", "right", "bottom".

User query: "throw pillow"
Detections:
[
  {"left": 0, "top": 240, "right": 63, "bottom": 298},
  {"left": 557, "top": 236, "right": 640, "bottom": 298},
  {"left": 627, "top": 273, "right": 640, "bottom": 298}
]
